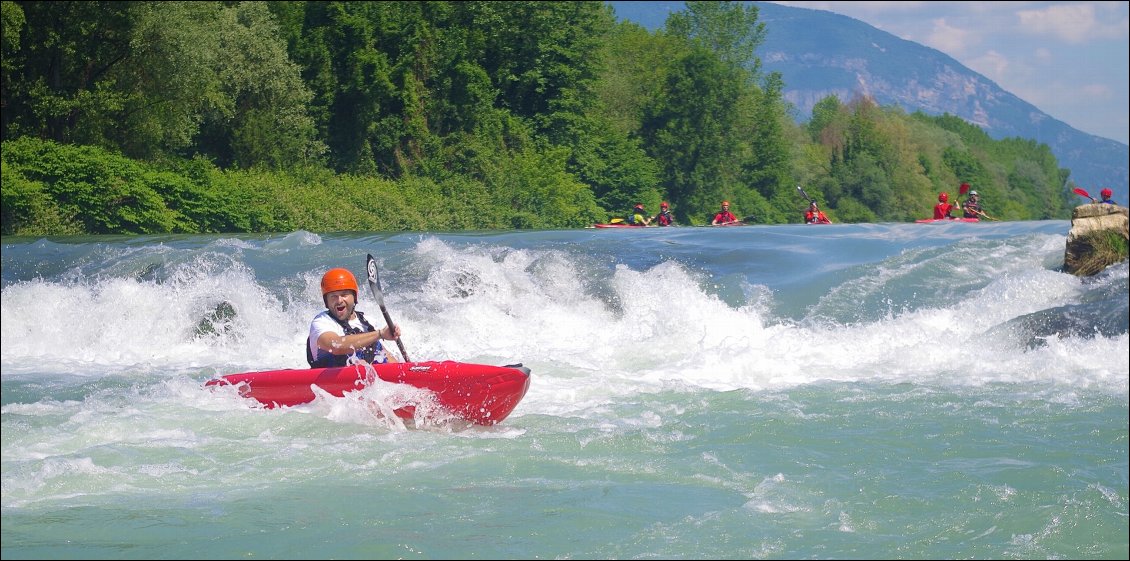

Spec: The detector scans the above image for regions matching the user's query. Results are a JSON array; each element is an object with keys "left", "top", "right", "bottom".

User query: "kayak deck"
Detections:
[
  {"left": 915, "top": 217, "right": 980, "bottom": 223},
  {"left": 207, "top": 361, "right": 531, "bottom": 425}
]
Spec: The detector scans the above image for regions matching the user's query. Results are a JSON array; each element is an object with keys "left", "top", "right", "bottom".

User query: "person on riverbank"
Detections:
[
  {"left": 308, "top": 267, "right": 401, "bottom": 367},
  {"left": 1100, "top": 188, "right": 1117, "bottom": 205},
  {"left": 711, "top": 201, "right": 740, "bottom": 226}
]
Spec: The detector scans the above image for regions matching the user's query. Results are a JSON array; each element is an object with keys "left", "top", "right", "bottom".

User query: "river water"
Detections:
[{"left": 2, "top": 221, "right": 1127, "bottom": 559}]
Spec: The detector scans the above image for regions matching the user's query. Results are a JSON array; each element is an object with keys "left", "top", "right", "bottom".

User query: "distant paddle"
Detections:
[
  {"left": 712, "top": 217, "right": 744, "bottom": 226},
  {"left": 366, "top": 254, "right": 409, "bottom": 362},
  {"left": 972, "top": 208, "right": 999, "bottom": 221},
  {"left": 1073, "top": 187, "right": 1096, "bottom": 203},
  {"left": 797, "top": 185, "right": 814, "bottom": 204}
]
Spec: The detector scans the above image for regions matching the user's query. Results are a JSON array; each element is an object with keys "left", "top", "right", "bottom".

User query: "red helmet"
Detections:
[
  {"left": 660, "top": 201, "right": 669, "bottom": 208},
  {"left": 938, "top": 192, "right": 949, "bottom": 202},
  {"left": 1101, "top": 188, "right": 1113, "bottom": 199},
  {"left": 321, "top": 268, "right": 358, "bottom": 297},
  {"left": 634, "top": 203, "right": 645, "bottom": 211}
]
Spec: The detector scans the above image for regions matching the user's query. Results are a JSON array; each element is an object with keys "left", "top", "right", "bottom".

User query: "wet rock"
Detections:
[{"left": 195, "top": 301, "right": 237, "bottom": 336}]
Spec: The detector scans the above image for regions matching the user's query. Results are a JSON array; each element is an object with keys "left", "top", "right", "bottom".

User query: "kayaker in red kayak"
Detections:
[
  {"left": 933, "top": 192, "right": 957, "bottom": 219},
  {"left": 711, "top": 201, "right": 740, "bottom": 226},
  {"left": 804, "top": 201, "right": 831, "bottom": 224},
  {"left": 627, "top": 203, "right": 652, "bottom": 226},
  {"left": 653, "top": 201, "right": 675, "bottom": 226},
  {"left": 307, "top": 267, "right": 402, "bottom": 367},
  {"left": 961, "top": 190, "right": 984, "bottom": 218}
]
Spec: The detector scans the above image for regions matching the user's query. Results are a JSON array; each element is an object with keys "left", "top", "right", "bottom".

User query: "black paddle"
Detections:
[
  {"left": 971, "top": 208, "right": 999, "bottom": 221},
  {"left": 366, "top": 254, "right": 409, "bottom": 362},
  {"left": 797, "top": 185, "right": 814, "bottom": 204}
]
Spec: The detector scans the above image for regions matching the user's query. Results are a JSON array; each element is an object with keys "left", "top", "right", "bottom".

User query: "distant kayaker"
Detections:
[
  {"left": 711, "top": 201, "right": 740, "bottom": 226},
  {"left": 307, "top": 267, "right": 402, "bottom": 367},
  {"left": 627, "top": 203, "right": 651, "bottom": 226},
  {"left": 1100, "top": 187, "right": 1117, "bottom": 205},
  {"left": 653, "top": 202, "right": 675, "bottom": 226},
  {"left": 961, "top": 190, "right": 983, "bottom": 218},
  {"left": 804, "top": 201, "right": 831, "bottom": 224},
  {"left": 933, "top": 192, "right": 957, "bottom": 219}
]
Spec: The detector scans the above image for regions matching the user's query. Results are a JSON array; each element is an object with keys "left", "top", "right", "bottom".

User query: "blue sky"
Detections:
[
  {"left": 775, "top": 1, "right": 1129, "bottom": 145},
  {"left": 609, "top": 1, "right": 1129, "bottom": 146}
]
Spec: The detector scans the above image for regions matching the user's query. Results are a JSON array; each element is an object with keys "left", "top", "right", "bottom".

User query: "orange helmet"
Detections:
[
  {"left": 321, "top": 268, "right": 358, "bottom": 297},
  {"left": 1101, "top": 188, "right": 1113, "bottom": 199},
  {"left": 938, "top": 192, "right": 949, "bottom": 202}
]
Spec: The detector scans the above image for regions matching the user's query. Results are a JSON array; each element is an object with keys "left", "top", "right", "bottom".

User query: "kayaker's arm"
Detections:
[{"left": 318, "top": 324, "right": 400, "bottom": 356}]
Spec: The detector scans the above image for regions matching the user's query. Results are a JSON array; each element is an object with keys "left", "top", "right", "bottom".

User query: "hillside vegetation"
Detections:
[{"left": 1, "top": 1, "right": 1074, "bottom": 235}]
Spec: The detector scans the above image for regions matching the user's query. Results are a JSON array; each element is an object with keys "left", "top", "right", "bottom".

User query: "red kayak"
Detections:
[
  {"left": 206, "top": 361, "right": 531, "bottom": 425},
  {"left": 592, "top": 222, "right": 648, "bottom": 228},
  {"left": 915, "top": 217, "right": 980, "bottom": 223}
]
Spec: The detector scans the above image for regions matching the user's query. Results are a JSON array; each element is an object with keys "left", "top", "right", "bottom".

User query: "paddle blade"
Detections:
[
  {"left": 366, "top": 254, "right": 385, "bottom": 306},
  {"left": 959, "top": 183, "right": 970, "bottom": 196},
  {"left": 366, "top": 253, "right": 409, "bottom": 362},
  {"left": 1073, "top": 187, "right": 1094, "bottom": 201},
  {"left": 797, "top": 185, "right": 814, "bottom": 203}
]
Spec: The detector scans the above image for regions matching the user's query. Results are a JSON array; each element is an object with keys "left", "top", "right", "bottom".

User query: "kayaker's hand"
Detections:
[{"left": 381, "top": 324, "right": 401, "bottom": 340}]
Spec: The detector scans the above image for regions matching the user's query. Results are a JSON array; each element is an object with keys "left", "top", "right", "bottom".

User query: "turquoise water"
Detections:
[{"left": 2, "top": 221, "right": 1127, "bottom": 559}]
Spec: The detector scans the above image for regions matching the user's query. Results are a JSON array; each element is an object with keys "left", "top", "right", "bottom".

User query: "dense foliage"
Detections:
[{"left": 1, "top": 0, "right": 1076, "bottom": 236}]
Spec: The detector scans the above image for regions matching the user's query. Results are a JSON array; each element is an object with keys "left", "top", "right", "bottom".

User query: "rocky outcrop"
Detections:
[{"left": 1063, "top": 204, "right": 1129, "bottom": 276}]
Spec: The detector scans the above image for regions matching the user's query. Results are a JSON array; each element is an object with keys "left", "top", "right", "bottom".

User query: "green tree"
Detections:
[
  {"left": 198, "top": 1, "right": 325, "bottom": 169},
  {"left": 642, "top": 46, "right": 745, "bottom": 221},
  {"left": 743, "top": 71, "right": 791, "bottom": 223},
  {"left": 3, "top": 2, "right": 323, "bottom": 169},
  {"left": 1, "top": 1, "right": 134, "bottom": 146},
  {"left": 665, "top": 0, "right": 765, "bottom": 79}
]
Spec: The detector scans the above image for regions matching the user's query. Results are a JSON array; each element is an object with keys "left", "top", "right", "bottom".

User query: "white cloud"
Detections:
[
  {"left": 1017, "top": 4, "right": 1100, "bottom": 43},
  {"left": 1080, "top": 83, "right": 1112, "bottom": 99},
  {"left": 966, "top": 50, "right": 1013, "bottom": 85},
  {"left": 923, "top": 17, "right": 974, "bottom": 56}
]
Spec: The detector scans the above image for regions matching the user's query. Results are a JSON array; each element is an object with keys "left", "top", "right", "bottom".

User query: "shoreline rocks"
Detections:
[{"left": 1063, "top": 203, "right": 1129, "bottom": 276}]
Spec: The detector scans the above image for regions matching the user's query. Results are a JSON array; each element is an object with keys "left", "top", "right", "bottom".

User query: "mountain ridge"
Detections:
[{"left": 607, "top": 1, "right": 1129, "bottom": 203}]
